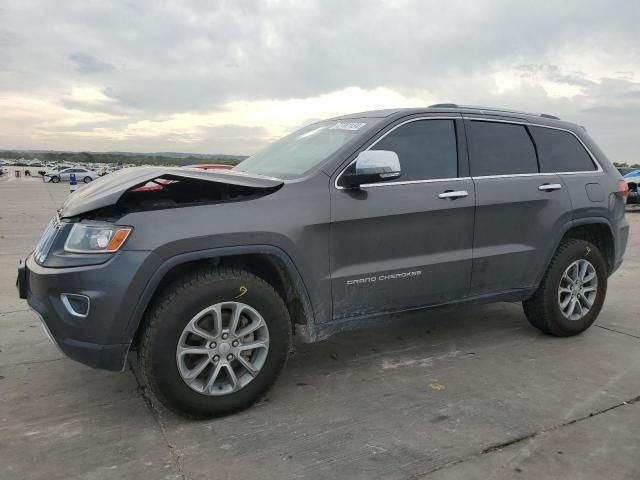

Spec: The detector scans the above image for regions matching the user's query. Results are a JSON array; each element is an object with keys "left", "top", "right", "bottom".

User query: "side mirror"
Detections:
[{"left": 342, "top": 150, "right": 401, "bottom": 188}]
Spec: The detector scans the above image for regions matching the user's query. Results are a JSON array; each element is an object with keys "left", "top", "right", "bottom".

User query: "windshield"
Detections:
[{"left": 233, "top": 118, "right": 379, "bottom": 179}]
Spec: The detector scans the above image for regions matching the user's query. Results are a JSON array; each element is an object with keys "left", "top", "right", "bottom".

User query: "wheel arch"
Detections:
[
  {"left": 538, "top": 217, "right": 615, "bottom": 289},
  {"left": 126, "top": 245, "right": 318, "bottom": 349},
  {"left": 561, "top": 220, "right": 615, "bottom": 273}
]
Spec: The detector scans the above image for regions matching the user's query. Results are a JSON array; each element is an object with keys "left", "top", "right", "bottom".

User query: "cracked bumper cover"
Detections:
[{"left": 17, "top": 250, "right": 160, "bottom": 371}]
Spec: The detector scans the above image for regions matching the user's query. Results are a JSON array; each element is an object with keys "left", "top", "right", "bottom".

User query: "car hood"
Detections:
[{"left": 59, "top": 166, "right": 283, "bottom": 218}]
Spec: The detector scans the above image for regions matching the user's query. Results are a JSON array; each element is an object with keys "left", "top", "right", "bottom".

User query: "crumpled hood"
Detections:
[{"left": 59, "top": 166, "right": 283, "bottom": 218}]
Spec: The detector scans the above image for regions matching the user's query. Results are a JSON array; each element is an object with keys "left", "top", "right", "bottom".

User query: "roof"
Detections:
[{"left": 332, "top": 104, "right": 574, "bottom": 129}]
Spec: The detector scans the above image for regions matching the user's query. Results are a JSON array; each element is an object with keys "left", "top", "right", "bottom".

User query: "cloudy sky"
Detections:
[{"left": 1, "top": 0, "right": 638, "bottom": 162}]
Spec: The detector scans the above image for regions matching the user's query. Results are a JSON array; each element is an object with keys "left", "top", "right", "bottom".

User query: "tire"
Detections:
[
  {"left": 51, "top": 176, "right": 60, "bottom": 183},
  {"left": 523, "top": 239, "right": 607, "bottom": 337},
  {"left": 83, "top": 176, "right": 92, "bottom": 183},
  {"left": 138, "top": 267, "right": 291, "bottom": 419}
]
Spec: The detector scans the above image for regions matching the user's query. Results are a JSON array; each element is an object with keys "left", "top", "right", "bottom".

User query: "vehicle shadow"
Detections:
[{"left": 287, "top": 301, "right": 542, "bottom": 376}]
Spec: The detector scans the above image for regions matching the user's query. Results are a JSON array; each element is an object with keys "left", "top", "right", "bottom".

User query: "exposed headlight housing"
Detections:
[{"left": 64, "top": 223, "right": 132, "bottom": 253}]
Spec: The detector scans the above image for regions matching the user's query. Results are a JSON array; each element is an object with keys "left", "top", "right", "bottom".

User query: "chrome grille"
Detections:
[{"left": 33, "top": 214, "right": 62, "bottom": 264}]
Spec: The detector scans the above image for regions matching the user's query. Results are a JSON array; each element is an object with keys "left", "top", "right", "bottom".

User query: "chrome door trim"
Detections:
[
  {"left": 472, "top": 172, "right": 556, "bottom": 180},
  {"left": 359, "top": 176, "right": 471, "bottom": 189},
  {"left": 462, "top": 116, "right": 604, "bottom": 174},
  {"left": 334, "top": 115, "right": 605, "bottom": 190}
]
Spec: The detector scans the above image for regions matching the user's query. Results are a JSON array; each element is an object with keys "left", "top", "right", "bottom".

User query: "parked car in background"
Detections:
[
  {"left": 623, "top": 170, "right": 640, "bottom": 206},
  {"left": 44, "top": 167, "right": 100, "bottom": 183},
  {"left": 40, "top": 164, "right": 73, "bottom": 177},
  {"left": 617, "top": 167, "right": 637, "bottom": 177}
]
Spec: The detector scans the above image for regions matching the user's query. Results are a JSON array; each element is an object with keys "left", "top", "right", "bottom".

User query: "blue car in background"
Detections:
[{"left": 624, "top": 170, "right": 640, "bottom": 205}]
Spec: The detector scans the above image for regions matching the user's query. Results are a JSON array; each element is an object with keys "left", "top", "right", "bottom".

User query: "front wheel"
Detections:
[
  {"left": 83, "top": 176, "right": 92, "bottom": 183},
  {"left": 523, "top": 239, "right": 607, "bottom": 337},
  {"left": 138, "top": 267, "right": 291, "bottom": 418},
  {"left": 50, "top": 175, "right": 60, "bottom": 183}
]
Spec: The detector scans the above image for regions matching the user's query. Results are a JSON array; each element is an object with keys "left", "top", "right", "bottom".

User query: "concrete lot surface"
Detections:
[{"left": 1, "top": 175, "right": 638, "bottom": 480}]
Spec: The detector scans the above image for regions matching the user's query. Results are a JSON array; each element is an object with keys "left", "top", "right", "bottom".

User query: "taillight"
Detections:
[{"left": 618, "top": 180, "right": 629, "bottom": 198}]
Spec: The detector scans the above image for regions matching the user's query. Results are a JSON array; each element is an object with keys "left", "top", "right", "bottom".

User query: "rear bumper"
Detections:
[
  {"left": 612, "top": 217, "right": 630, "bottom": 275},
  {"left": 17, "top": 250, "right": 160, "bottom": 371}
]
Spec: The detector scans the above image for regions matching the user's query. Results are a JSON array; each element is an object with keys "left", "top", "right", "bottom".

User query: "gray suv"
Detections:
[{"left": 17, "top": 105, "right": 630, "bottom": 418}]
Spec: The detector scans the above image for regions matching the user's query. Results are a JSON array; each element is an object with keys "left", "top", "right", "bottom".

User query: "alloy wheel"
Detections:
[
  {"left": 558, "top": 259, "right": 598, "bottom": 321},
  {"left": 176, "top": 302, "right": 270, "bottom": 396}
]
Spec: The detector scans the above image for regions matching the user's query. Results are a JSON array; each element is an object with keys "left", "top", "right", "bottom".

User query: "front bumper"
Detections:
[{"left": 17, "top": 250, "right": 160, "bottom": 371}]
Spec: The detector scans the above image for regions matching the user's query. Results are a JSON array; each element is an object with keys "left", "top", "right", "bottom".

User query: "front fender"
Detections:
[{"left": 121, "top": 245, "right": 321, "bottom": 346}]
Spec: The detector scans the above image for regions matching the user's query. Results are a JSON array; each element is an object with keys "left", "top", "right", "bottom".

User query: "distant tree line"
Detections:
[
  {"left": 614, "top": 161, "right": 640, "bottom": 168},
  {"left": 0, "top": 150, "right": 245, "bottom": 167}
]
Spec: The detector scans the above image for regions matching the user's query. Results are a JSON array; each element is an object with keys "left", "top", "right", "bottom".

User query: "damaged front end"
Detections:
[{"left": 59, "top": 166, "right": 284, "bottom": 220}]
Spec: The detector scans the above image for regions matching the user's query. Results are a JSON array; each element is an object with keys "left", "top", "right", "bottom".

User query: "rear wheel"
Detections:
[
  {"left": 138, "top": 267, "right": 291, "bottom": 418},
  {"left": 523, "top": 239, "right": 607, "bottom": 336},
  {"left": 83, "top": 176, "right": 92, "bottom": 183}
]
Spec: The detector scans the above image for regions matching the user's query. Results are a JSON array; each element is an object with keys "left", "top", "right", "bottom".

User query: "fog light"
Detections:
[{"left": 61, "top": 293, "right": 90, "bottom": 318}]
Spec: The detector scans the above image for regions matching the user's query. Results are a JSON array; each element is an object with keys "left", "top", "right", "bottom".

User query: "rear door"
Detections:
[
  {"left": 466, "top": 118, "right": 573, "bottom": 295},
  {"left": 330, "top": 115, "right": 476, "bottom": 319}
]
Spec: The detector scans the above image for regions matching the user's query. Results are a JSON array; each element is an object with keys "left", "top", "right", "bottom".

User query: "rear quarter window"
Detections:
[
  {"left": 529, "top": 126, "right": 597, "bottom": 173},
  {"left": 468, "top": 121, "right": 538, "bottom": 176}
]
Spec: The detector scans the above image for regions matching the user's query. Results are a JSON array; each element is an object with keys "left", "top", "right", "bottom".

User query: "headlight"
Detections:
[{"left": 64, "top": 223, "right": 132, "bottom": 253}]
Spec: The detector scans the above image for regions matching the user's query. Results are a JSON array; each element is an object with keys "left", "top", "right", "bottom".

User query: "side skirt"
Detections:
[{"left": 298, "top": 288, "right": 533, "bottom": 343}]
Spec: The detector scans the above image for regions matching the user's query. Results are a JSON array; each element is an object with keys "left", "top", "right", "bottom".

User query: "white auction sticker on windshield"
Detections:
[{"left": 328, "top": 121, "right": 367, "bottom": 131}]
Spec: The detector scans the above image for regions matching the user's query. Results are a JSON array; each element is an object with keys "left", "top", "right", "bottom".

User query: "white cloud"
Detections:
[
  {"left": 493, "top": 71, "right": 585, "bottom": 98},
  {"left": 0, "top": 86, "right": 434, "bottom": 153},
  {"left": 122, "top": 86, "right": 433, "bottom": 139},
  {"left": 69, "top": 86, "right": 114, "bottom": 104}
]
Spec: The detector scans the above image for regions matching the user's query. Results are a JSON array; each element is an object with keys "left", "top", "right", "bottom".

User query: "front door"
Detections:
[{"left": 330, "top": 116, "right": 475, "bottom": 319}]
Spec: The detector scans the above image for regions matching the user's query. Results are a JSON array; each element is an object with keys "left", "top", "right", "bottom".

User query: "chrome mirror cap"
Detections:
[{"left": 344, "top": 150, "right": 401, "bottom": 187}]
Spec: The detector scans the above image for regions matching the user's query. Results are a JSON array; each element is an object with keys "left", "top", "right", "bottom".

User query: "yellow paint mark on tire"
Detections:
[
  {"left": 235, "top": 286, "right": 248, "bottom": 298},
  {"left": 428, "top": 383, "right": 445, "bottom": 391}
]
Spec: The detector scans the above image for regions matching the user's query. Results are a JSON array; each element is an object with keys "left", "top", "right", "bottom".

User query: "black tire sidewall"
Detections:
[
  {"left": 83, "top": 177, "right": 92, "bottom": 183},
  {"left": 544, "top": 241, "right": 608, "bottom": 335},
  {"left": 51, "top": 176, "right": 60, "bottom": 183},
  {"left": 144, "top": 272, "right": 290, "bottom": 416}
]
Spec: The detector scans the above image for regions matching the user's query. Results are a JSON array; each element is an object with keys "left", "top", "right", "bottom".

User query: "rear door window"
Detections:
[
  {"left": 468, "top": 121, "right": 538, "bottom": 176},
  {"left": 529, "top": 126, "right": 596, "bottom": 173}
]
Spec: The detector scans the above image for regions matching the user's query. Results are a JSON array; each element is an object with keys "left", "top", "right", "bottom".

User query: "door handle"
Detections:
[
  {"left": 538, "top": 183, "right": 562, "bottom": 192},
  {"left": 438, "top": 190, "right": 469, "bottom": 200}
]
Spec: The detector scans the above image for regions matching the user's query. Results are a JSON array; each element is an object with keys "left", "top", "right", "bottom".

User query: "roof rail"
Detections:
[{"left": 428, "top": 103, "right": 560, "bottom": 120}]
